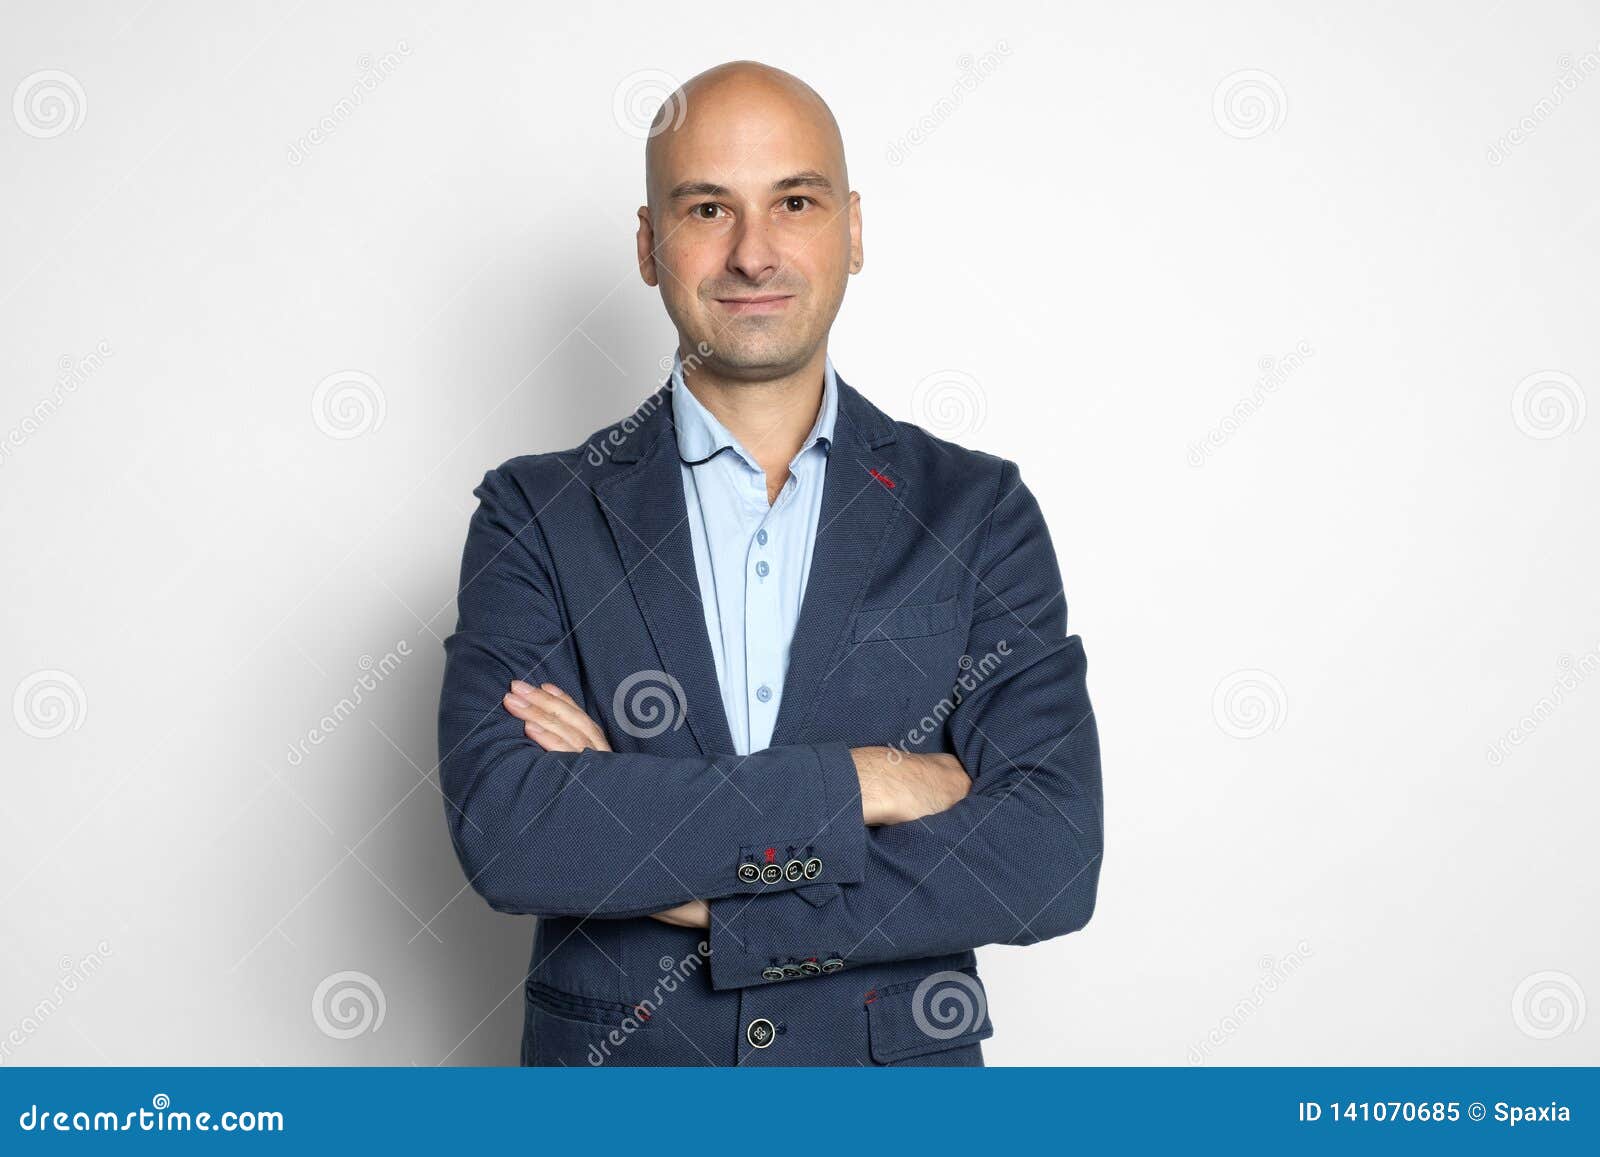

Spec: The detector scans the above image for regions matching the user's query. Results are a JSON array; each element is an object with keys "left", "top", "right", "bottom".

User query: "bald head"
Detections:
[{"left": 644, "top": 61, "right": 848, "bottom": 225}]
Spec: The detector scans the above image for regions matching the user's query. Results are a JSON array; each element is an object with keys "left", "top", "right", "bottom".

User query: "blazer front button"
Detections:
[
  {"left": 746, "top": 1018, "right": 776, "bottom": 1049},
  {"left": 760, "top": 863, "right": 783, "bottom": 884},
  {"left": 802, "top": 857, "right": 823, "bottom": 880},
  {"left": 737, "top": 863, "right": 761, "bottom": 884}
]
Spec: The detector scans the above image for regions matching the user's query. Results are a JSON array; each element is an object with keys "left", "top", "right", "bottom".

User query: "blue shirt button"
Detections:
[
  {"left": 756, "top": 684, "right": 772, "bottom": 703},
  {"left": 755, "top": 559, "right": 770, "bottom": 578},
  {"left": 756, "top": 528, "right": 768, "bottom": 546}
]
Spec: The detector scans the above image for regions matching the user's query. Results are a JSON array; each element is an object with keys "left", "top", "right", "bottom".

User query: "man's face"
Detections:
[{"left": 638, "top": 93, "right": 861, "bottom": 379}]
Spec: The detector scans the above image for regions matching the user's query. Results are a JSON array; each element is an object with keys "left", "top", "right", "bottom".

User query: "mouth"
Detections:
[{"left": 714, "top": 294, "right": 794, "bottom": 316}]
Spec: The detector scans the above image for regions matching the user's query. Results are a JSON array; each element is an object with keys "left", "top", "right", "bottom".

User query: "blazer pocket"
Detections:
[
  {"left": 850, "top": 596, "right": 960, "bottom": 644},
  {"left": 866, "top": 968, "right": 993, "bottom": 1064},
  {"left": 525, "top": 979, "right": 635, "bottom": 1028}
]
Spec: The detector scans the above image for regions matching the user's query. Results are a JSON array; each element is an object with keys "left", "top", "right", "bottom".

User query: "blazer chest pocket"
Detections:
[{"left": 850, "top": 596, "right": 960, "bottom": 644}]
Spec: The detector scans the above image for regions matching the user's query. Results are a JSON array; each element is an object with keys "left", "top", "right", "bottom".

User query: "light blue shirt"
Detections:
[{"left": 670, "top": 350, "right": 838, "bottom": 755}]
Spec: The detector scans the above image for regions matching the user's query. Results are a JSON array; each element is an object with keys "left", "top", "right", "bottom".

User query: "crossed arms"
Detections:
[{"left": 437, "top": 460, "right": 1103, "bottom": 989}]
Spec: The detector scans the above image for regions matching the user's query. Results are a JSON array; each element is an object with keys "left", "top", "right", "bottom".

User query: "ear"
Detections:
[
  {"left": 636, "top": 206, "right": 660, "bottom": 287},
  {"left": 847, "top": 190, "right": 864, "bottom": 274}
]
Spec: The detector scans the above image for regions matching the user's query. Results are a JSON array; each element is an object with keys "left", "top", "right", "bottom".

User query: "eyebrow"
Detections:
[{"left": 668, "top": 170, "right": 835, "bottom": 201}]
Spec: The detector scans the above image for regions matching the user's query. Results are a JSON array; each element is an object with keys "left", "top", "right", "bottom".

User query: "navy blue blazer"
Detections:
[{"left": 438, "top": 372, "right": 1103, "bottom": 1066}]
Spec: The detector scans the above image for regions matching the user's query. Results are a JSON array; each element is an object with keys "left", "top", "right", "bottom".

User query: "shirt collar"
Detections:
[{"left": 670, "top": 349, "right": 838, "bottom": 473}]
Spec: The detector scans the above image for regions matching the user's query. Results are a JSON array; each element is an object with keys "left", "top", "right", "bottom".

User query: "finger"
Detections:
[
  {"left": 524, "top": 716, "right": 585, "bottom": 752},
  {"left": 514, "top": 683, "right": 610, "bottom": 751}
]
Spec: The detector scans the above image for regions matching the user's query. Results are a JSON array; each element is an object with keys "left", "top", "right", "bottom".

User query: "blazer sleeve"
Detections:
[
  {"left": 703, "top": 458, "right": 1102, "bottom": 989},
  {"left": 437, "top": 465, "right": 866, "bottom": 920}
]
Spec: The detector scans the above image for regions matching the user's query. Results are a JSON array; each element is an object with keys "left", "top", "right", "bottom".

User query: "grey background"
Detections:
[{"left": 2, "top": 0, "right": 1596, "bottom": 1065}]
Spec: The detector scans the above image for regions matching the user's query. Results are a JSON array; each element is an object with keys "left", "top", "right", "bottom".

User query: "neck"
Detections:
[{"left": 679, "top": 346, "right": 828, "bottom": 487}]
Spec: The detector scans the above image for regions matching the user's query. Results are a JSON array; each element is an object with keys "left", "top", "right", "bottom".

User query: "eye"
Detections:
[
  {"left": 782, "top": 196, "right": 813, "bottom": 212},
  {"left": 693, "top": 203, "right": 725, "bottom": 220}
]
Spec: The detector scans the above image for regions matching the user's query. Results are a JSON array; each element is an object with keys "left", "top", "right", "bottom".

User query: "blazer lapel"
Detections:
[
  {"left": 767, "top": 374, "right": 904, "bottom": 748},
  {"left": 593, "top": 386, "right": 736, "bottom": 757}
]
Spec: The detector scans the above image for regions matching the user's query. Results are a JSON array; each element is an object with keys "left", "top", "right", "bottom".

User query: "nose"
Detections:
[{"left": 725, "top": 214, "right": 781, "bottom": 285}]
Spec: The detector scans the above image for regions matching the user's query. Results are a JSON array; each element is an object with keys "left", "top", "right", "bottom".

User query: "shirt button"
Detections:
[
  {"left": 755, "top": 559, "right": 770, "bottom": 577},
  {"left": 756, "top": 684, "right": 772, "bottom": 703},
  {"left": 756, "top": 528, "right": 768, "bottom": 546},
  {"left": 747, "top": 1018, "right": 776, "bottom": 1049}
]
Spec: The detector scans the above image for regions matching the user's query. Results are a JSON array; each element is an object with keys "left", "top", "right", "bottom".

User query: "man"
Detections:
[{"left": 438, "top": 60, "right": 1102, "bottom": 1066}]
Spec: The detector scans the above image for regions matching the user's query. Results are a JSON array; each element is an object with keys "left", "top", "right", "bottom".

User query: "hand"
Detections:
[
  {"left": 649, "top": 899, "right": 709, "bottom": 928},
  {"left": 851, "top": 746, "right": 970, "bottom": 826},
  {"left": 502, "top": 681, "right": 612, "bottom": 753}
]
